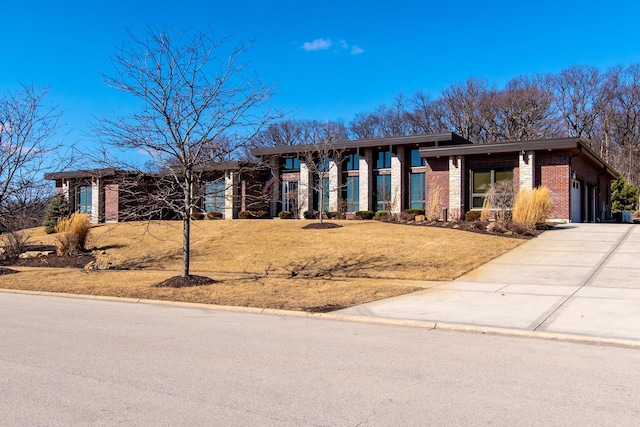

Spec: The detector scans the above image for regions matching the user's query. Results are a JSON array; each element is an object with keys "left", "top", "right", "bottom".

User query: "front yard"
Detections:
[{"left": 0, "top": 220, "right": 523, "bottom": 311}]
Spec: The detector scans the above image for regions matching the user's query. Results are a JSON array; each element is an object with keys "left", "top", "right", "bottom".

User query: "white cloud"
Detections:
[
  {"left": 302, "top": 38, "right": 332, "bottom": 51},
  {"left": 301, "top": 37, "right": 364, "bottom": 55}
]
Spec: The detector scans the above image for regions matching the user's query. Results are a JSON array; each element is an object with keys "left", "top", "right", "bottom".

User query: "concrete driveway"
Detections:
[{"left": 338, "top": 223, "right": 640, "bottom": 343}]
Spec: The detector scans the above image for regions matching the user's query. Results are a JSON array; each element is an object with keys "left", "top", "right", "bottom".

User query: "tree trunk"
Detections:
[{"left": 182, "top": 175, "right": 192, "bottom": 278}]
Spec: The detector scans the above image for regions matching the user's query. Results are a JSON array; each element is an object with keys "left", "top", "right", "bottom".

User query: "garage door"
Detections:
[{"left": 571, "top": 179, "right": 581, "bottom": 223}]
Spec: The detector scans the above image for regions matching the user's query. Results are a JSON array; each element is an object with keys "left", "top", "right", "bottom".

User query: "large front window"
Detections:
[
  {"left": 410, "top": 173, "right": 425, "bottom": 209},
  {"left": 282, "top": 181, "right": 298, "bottom": 213},
  {"left": 204, "top": 180, "right": 226, "bottom": 213},
  {"left": 374, "top": 174, "right": 392, "bottom": 211},
  {"left": 344, "top": 176, "right": 359, "bottom": 212},
  {"left": 472, "top": 168, "right": 514, "bottom": 209},
  {"left": 76, "top": 186, "right": 92, "bottom": 214}
]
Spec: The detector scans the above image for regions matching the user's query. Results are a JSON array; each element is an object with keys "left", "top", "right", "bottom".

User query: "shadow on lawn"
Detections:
[{"left": 285, "top": 254, "right": 390, "bottom": 278}]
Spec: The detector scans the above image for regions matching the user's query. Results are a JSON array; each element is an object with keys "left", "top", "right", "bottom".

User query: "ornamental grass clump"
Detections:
[
  {"left": 512, "top": 186, "right": 551, "bottom": 228},
  {"left": 54, "top": 212, "right": 91, "bottom": 256}
]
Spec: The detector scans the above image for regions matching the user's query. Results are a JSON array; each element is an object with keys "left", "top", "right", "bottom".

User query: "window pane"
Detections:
[
  {"left": 375, "top": 150, "right": 391, "bottom": 169},
  {"left": 345, "top": 153, "right": 359, "bottom": 171},
  {"left": 345, "top": 176, "right": 359, "bottom": 212},
  {"left": 473, "top": 170, "right": 492, "bottom": 193},
  {"left": 375, "top": 174, "right": 391, "bottom": 211},
  {"left": 410, "top": 173, "right": 425, "bottom": 209},
  {"left": 204, "top": 180, "right": 225, "bottom": 212},
  {"left": 495, "top": 169, "right": 514, "bottom": 183},
  {"left": 472, "top": 196, "right": 486, "bottom": 209},
  {"left": 410, "top": 149, "right": 426, "bottom": 167},
  {"left": 77, "top": 186, "right": 92, "bottom": 214}
]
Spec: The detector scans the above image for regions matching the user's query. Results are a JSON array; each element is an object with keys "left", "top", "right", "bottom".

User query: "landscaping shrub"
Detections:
[
  {"left": 374, "top": 211, "right": 389, "bottom": 219},
  {"left": 403, "top": 208, "right": 425, "bottom": 216},
  {"left": 327, "top": 211, "right": 341, "bottom": 219},
  {"left": 303, "top": 210, "right": 318, "bottom": 220},
  {"left": 426, "top": 184, "right": 443, "bottom": 222},
  {"left": 611, "top": 177, "right": 639, "bottom": 212},
  {"left": 279, "top": 211, "right": 293, "bottom": 219},
  {"left": 190, "top": 212, "right": 205, "bottom": 220},
  {"left": 206, "top": 211, "right": 223, "bottom": 220},
  {"left": 512, "top": 186, "right": 551, "bottom": 228},
  {"left": 355, "top": 210, "right": 374, "bottom": 220},
  {"left": 254, "top": 210, "right": 268, "bottom": 218},
  {"left": 54, "top": 212, "right": 91, "bottom": 256},
  {"left": 43, "top": 194, "right": 70, "bottom": 234},
  {"left": 1, "top": 230, "right": 31, "bottom": 257},
  {"left": 465, "top": 210, "right": 482, "bottom": 221},
  {"left": 238, "top": 210, "right": 251, "bottom": 219}
]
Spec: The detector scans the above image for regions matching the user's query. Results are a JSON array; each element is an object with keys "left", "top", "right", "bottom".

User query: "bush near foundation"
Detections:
[
  {"left": 512, "top": 186, "right": 551, "bottom": 228},
  {"left": 374, "top": 211, "right": 389, "bottom": 219},
  {"left": 465, "top": 210, "right": 482, "bottom": 221},
  {"left": 279, "top": 211, "right": 293, "bottom": 219},
  {"left": 54, "top": 212, "right": 91, "bottom": 256},
  {"left": 355, "top": 210, "right": 374, "bottom": 220},
  {"left": 403, "top": 208, "right": 425, "bottom": 215},
  {"left": 206, "top": 211, "right": 223, "bottom": 220}
]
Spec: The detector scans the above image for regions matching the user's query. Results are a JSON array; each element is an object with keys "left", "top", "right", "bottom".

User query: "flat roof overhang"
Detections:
[
  {"left": 250, "top": 132, "right": 472, "bottom": 157},
  {"left": 419, "top": 137, "right": 620, "bottom": 179}
]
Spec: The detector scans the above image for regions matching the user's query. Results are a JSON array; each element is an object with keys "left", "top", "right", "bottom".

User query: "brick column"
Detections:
[
  {"left": 390, "top": 147, "right": 403, "bottom": 213},
  {"left": 224, "top": 171, "right": 236, "bottom": 219},
  {"left": 299, "top": 161, "right": 312, "bottom": 218},
  {"left": 519, "top": 151, "right": 535, "bottom": 190},
  {"left": 328, "top": 160, "right": 339, "bottom": 212},
  {"left": 448, "top": 156, "right": 464, "bottom": 220},
  {"left": 358, "top": 149, "right": 372, "bottom": 211}
]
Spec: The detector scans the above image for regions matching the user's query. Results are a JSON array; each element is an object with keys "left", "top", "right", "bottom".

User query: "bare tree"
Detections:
[
  {"left": 440, "top": 77, "right": 487, "bottom": 142},
  {"left": 0, "top": 83, "right": 64, "bottom": 232},
  {"left": 295, "top": 123, "right": 347, "bottom": 222},
  {"left": 96, "top": 27, "right": 276, "bottom": 279}
]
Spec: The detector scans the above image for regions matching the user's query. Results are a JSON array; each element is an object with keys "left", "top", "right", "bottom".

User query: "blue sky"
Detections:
[{"left": 2, "top": 0, "right": 640, "bottom": 150}]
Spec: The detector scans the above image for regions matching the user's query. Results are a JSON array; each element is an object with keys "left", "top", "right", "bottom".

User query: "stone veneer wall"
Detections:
[
  {"left": 448, "top": 156, "right": 464, "bottom": 220},
  {"left": 358, "top": 149, "right": 372, "bottom": 211}
]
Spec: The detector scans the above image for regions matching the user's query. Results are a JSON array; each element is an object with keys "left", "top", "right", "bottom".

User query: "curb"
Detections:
[{"left": 2, "top": 288, "right": 640, "bottom": 350}]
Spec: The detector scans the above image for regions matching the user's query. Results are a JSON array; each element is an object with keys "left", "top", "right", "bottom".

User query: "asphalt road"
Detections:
[{"left": 1, "top": 293, "right": 639, "bottom": 426}]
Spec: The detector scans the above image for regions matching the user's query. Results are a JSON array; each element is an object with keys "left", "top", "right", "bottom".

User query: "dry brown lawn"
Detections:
[{"left": 1, "top": 220, "right": 523, "bottom": 311}]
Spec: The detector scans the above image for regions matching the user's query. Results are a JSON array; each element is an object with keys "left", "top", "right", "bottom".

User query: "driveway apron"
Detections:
[{"left": 337, "top": 223, "right": 640, "bottom": 342}]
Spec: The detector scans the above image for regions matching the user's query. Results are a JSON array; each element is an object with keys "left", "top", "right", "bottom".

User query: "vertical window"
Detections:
[
  {"left": 204, "top": 180, "right": 226, "bottom": 212},
  {"left": 471, "top": 168, "right": 514, "bottom": 209},
  {"left": 76, "top": 186, "right": 92, "bottom": 214},
  {"left": 410, "top": 173, "right": 425, "bottom": 209},
  {"left": 345, "top": 153, "right": 359, "bottom": 171},
  {"left": 344, "top": 176, "right": 359, "bottom": 212},
  {"left": 410, "top": 149, "right": 426, "bottom": 167},
  {"left": 283, "top": 158, "right": 300, "bottom": 170},
  {"left": 375, "top": 150, "right": 391, "bottom": 169},
  {"left": 282, "top": 181, "right": 298, "bottom": 212},
  {"left": 375, "top": 174, "right": 392, "bottom": 211}
]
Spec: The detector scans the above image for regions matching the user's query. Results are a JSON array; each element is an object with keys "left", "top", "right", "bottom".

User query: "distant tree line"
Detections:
[{"left": 252, "top": 64, "right": 640, "bottom": 186}]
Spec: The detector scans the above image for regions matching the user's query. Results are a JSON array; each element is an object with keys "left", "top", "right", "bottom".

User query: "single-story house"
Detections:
[
  {"left": 44, "top": 163, "right": 270, "bottom": 223},
  {"left": 251, "top": 133, "right": 618, "bottom": 222},
  {"left": 45, "top": 132, "right": 618, "bottom": 223}
]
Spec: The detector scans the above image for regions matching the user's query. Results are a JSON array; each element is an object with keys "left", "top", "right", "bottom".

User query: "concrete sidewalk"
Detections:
[{"left": 337, "top": 223, "right": 640, "bottom": 343}]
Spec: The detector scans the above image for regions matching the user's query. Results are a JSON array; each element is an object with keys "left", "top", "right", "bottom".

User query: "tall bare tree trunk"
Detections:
[{"left": 182, "top": 174, "right": 192, "bottom": 277}]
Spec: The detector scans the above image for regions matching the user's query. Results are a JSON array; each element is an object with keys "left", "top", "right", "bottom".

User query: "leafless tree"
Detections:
[
  {"left": 0, "top": 83, "right": 64, "bottom": 232},
  {"left": 294, "top": 123, "right": 347, "bottom": 222},
  {"left": 95, "top": 27, "right": 277, "bottom": 278},
  {"left": 479, "top": 75, "right": 560, "bottom": 142},
  {"left": 440, "top": 77, "right": 487, "bottom": 142}
]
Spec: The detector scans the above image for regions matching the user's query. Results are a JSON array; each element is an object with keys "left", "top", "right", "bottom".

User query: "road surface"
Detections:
[{"left": 1, "top": 292, "right": 639, "bottom": 425}]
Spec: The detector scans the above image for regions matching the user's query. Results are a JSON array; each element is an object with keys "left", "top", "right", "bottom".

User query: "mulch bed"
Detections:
[
  {"left": 153, "top": 275, "right": 217, "bottom": 288},
  {"left": 302, "top": 222, "right": 342, "bottom": 230},
  {"left": 0, "top": 245, "right": 96, "bottom": 269}
]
